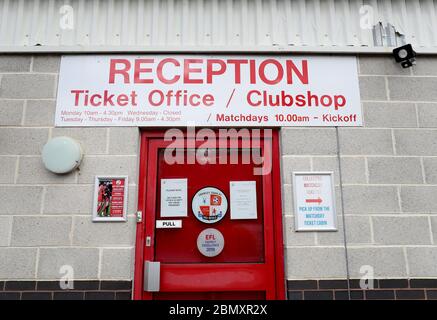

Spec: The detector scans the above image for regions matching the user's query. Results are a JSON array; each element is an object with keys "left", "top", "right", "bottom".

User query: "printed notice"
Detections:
[
  {"left": 293, "top": 172, "right": 337, "bottom": 231},
  {"left": 230, "top": 181, "right": 258, "bottom": 220},
  {"left": 160, "top": 179, "right": 187, "bottom": 217}
]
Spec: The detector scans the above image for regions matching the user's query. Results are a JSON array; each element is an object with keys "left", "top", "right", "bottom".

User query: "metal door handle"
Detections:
[{"left": 144, "top": 261, "right": 160, "bottom": 292}]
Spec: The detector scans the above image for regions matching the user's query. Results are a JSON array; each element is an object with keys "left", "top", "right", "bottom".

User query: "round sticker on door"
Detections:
[
  {"left": 197, "top": 228, "right": 225, "bottom": 257},
  {"left": 192, "top": 187, "right": 228, "bottom": 224}
]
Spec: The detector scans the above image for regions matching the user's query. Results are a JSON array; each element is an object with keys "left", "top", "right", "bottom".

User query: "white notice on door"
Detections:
[
  {"left": 230, "top": 181, "right": 257, "bottom": 220},
  {"left": 160, "top": 179, "right": 187, "bottom": 217}
]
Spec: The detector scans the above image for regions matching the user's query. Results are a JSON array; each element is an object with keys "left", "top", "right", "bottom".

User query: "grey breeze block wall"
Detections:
[
  {"left": 0, "top": 55, "right": 139, "bottom": 281},
  {"left": 282, "top": 55, "right": 437, "bottom": 281},
  {"left": 1, "top": 54, "right": 437, "bottom": 283}
]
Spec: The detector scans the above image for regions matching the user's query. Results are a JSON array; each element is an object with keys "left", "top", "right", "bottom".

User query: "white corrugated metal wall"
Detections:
[{"left": 0, "top": 0, "right": 436, "bottom": 52}]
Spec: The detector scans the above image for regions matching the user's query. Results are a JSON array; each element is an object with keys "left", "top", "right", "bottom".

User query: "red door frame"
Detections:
[
  {"left": 148, "top": 138, "right": 276, "bottom": 299},
  {"left": 133, "top": 129, "right": 286, "bottom": 300}
]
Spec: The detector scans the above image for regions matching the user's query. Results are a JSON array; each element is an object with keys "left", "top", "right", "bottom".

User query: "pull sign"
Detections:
[{"left": 156, "top": 220, "right": 182, "bottom": 229}]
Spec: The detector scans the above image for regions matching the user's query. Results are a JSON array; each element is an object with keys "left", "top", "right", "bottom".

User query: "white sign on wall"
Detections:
[
  {"left": 160, "top": 179, "right": 187, "bottom": 217},
  {"left": 55, "top": 55, "right": 362, "bottom": 127},
  {"left": 293, "top": 172, "right": 337, "bottom": 231},
  {"left": 230, "top": 181, "right": 258, "bottom": 220}
]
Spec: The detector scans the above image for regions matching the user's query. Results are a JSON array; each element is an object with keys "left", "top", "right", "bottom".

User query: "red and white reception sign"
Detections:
[{"left": 55, "top": 55, "right": 362, "bottom": 127}]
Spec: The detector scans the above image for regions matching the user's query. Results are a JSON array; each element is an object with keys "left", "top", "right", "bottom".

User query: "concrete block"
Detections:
[
  {"left": 317, "top": 216, "right": 372, "bottom": 245},
  {"left": 348, "top": 247, "right": 407, "bottom": 278},
  {"left": 44, "top": 185, "right": 93, "bottom": 214},
  {"left": 52, "top": 128, "right": 108, "bottom": 155},
  {"left": 281, "top": 157, "right": 311, "bottom": 184},
  {"left": 334, "top": 186, "right": 343, "bottom": 214},
  {"left": 283, "top": 184, "right": 293, "bottom": 215},
  {"left": 368, "top": 157, "right": 423, "bottom": 184},
  {"left": 77, "top": 156, "right": 138, "bottom": 184},
  {"left": 417, "top": 104, "right": 437, "bottom": 128},
  {"left": 127, "top": 185, "right": 138, "bottom": 214},
  {"left": 0, "top": 216, "right": 12, "bottom": 246},
  {"left": 72, "top": 216, "right": 135, "bottom": 246},
  {"left": 316, "top": 218, "right": 344, "bottom": 245},
  {"left": 0, "top": 128, "right": 48, "bottom": 155},
  {"left": 24, "top": 100, "right": 56, "bottom": 126},
  {"left": 394, "top": 129, "right": 437, "bottom": 156},
  {"left": 311, "top": 157, "right": 366, "bottom": 185},
  {"left": 312, "top": 157, "right": 340, "bottom": 182},
  {"left": 284, "top": 216, "right": 316, "bottom": 246},
  {"left": 0, "top": 186, "right": 43, "bottom": 215},
  {"left": 412, "top": 57, "right": 437, "bottom": 76},
  {"left": 100, "top": 248, "right": 133, "bottom": 279},
  {"left": 400, "top": 186, "right": 437, "bottom": 213},
  {"left": 340, "top": 157, "right": 367, "bottom": 184},
  {"left": 406, "top": 247, "right": 437, "bottom": 277},
  {"left": 388, "top": 77, "right": 437, "bottom": 101},
  {"left": 38, "top": 248, "right": 99, "bottom": 279},
  {"left": 363, "top": 102, "right": 417, "bottom": 128},
  {"left": 0, "top": 55, "right": 31, "bottom": 72},
  {"left": 373, "top": 216, "right": 431, "bottom": 245},
  {"left": 0, "top": 248, "right": 37, "bottom": 279},
  {"left": 32, "top": 56, "right": 61, "bottom": 73},
  {"left": 281, "top": 128, "right": 337, "bottom": 155},
  {"left": 423, "top": 158, "right": 437, "bottom": 184},
  {"left": 338, "top": 129, "right": 394, "bottom": 155},
  {"left": 0, "top": 74, "right": 56, "bottom": 99},
  {"left": 0, "top": 99, "right": 24, "bottom": 125},
  {"left": 11, "top": 216, "right": 72, "bottom": 246},
  {"left": 359, "top": 76, "right": 387, "bottom": 101},
  {"left": 286, "top": 247, "right": 347, "bottom": 279},
  {"left": 359, "top": 56, "right": 412, "bottom": 76},
  {"left": 17, "top": 156, "right": 76, "bottom": 184},
  {"left": 342, "top": 186, "right": 400, "bottom": 214},
  {"left": 0, "top": 156, "right": 17, "bottom": 183},
  {"left": 108, "top": 127, "right": 139, "bottom": 155},
  {"left": 345, "top": 216, "right": 372, "bottom": 244}
]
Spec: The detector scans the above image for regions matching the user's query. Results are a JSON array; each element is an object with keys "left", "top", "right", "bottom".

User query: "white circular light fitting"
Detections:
[{"left": 42, "top": 136, "right": 83, "bottom": 174}]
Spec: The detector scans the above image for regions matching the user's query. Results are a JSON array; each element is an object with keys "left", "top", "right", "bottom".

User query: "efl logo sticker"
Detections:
[
  {"left": 197, "top": 228, "right": 225, "bottom": 257},
  {"left": 192, "top": 187, "right": 228, "bottom": 224}
]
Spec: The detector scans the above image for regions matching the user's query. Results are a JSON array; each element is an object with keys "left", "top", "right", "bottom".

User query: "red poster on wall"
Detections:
[{"left": 93, "top": 176, "right": 128, "bottom": 222}]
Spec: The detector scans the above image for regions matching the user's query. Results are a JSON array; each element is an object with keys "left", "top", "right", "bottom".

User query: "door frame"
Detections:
[{"left": 133, "top": 129, "right": 286, "bottom": 300}]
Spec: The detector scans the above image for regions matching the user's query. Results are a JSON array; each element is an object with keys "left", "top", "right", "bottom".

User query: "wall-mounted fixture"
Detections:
[
  {"left": 42, "top": 136, "right": 83, "bottom": 174},
  {"left": 393, "top": 44, "right": 417, "bottom": 68}
]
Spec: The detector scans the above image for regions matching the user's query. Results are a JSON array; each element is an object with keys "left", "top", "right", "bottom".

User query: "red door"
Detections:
[{"left": 134, "top": 130, "right": 285, "bottom": 300}]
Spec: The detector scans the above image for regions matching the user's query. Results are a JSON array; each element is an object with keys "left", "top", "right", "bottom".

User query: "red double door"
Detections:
[{"left": 134, "top": 130, "right": 285, "bottom": 300}]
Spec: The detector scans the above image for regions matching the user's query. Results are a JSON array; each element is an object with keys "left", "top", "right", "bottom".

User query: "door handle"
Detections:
[{"left": 144, "top": 261, "right": 160, "bottom": 292}]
